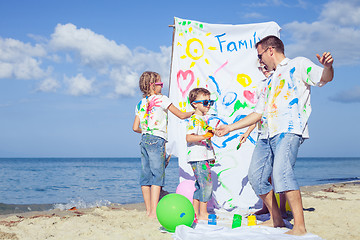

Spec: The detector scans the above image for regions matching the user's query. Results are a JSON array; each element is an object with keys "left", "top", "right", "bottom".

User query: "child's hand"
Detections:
[
  {"left": 203, "top": 132, "right": 214, "bottom": 139},
  {"left": 239, "top": 133, "right": 248, "bottom": 144}
]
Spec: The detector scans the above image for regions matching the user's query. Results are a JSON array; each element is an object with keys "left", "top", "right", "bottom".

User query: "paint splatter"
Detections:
[{"left": 229, "top": 100, "right": 248, "bottom": 117}]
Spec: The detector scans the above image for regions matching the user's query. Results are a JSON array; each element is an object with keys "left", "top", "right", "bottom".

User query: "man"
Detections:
[{"left": 216, "top": 35, "right": 334, "bottom": 235}]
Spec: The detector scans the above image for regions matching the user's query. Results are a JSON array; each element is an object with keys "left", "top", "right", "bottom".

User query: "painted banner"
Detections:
[{"left": 167, "top": 17, "right": 281, "bottom": 210}]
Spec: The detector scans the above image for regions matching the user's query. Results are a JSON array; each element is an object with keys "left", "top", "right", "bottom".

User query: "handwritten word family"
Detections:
[{"left": 215, "top": 32, "right": 261, "bottom": 53}]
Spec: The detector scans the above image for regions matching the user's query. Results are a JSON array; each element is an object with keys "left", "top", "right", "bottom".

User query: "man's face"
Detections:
[{"left": 257, "top": 44, "right": 273, "bottom": 70}]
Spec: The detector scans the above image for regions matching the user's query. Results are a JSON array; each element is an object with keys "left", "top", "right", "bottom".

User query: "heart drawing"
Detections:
[
  {"left": 243, "top": 90, "right": 256, "bottom": 104},
  {"left": 177, "top": 70, "right": 195, "bottom": 98}
]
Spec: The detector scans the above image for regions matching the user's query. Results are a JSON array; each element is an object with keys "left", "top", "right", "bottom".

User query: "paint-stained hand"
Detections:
[
  {"left": 316, "top": 52, "right": 333, "bottom": 68},
  {"left": 203, "top": 131, "right": 214, "bottom": 139},
  {"left": 215, "top": 124, "right": 230, "bottom": 137}
]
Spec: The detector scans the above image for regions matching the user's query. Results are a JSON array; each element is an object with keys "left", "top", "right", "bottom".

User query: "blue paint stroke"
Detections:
[
  {"left": 234, "top": 114, "right": 247, "bottom": 122},
  {"left": 180, "top": 213, "right": 185, "bottom": 218},
  {"left": 289, "top": 98, "right": 298, "bottom": 106},
  {"left": 209, "top": 75, "right": 221, "bottom": 95},
  {"left": 289, "top": 67, "right": 295, "bottom": 80},
  {"left": 213, "top": 133, "right": 241, "bottom": 148},
  {"left": 222, "top": 92, "right": 237, "bottom": 106}
]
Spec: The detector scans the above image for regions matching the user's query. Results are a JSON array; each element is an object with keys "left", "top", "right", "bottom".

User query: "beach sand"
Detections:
[{"left": 0, "top": 181, "right": 359, "bottom": 240}]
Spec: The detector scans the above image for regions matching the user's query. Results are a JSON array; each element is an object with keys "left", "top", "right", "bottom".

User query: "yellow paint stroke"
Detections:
[
  {"left": 208, "top": 46, "right": 217, "bottom": 50},
  {"left": 206, "top": 32, "right": 211, "bottom": 36},
  {"left": 180, "top": 55, "right": 187, "bottom": 59},
  {"left": 236, "top": 73, "right": 252, "bottom": 87},
  {"left": 177, "top": 42, "right": 182, "bottom": 46},
  {"left": 197, "top": 78, "right": 200, "bottom": 87},
  {"left": 270, "top": 79, "right": 285, "bottom": 113},
  {"left": 179, "top": 101, "right": 187, "bottom": 112},
  {"left": 186, "top": 38, "right": 204, "bottom": 60},
  {"left": 190, "top": 62, "right": 195, "bottom": 68},
  {"left": 189, "top": 27, "right": 193, "bottom": 33},
  {"left": 205, "top": 58, "right": 209, "bottom": 64}
]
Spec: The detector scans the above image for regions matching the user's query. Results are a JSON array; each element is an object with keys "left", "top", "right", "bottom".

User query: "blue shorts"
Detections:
[
  {"left": 190, "top": 160, "right": 213, "bottom": 202},
  {"left": 248, "top": 133, "right": 303, "bottom": 195},
  {"left": 140, "top": 134, "right": 166, "bottom": 186}
]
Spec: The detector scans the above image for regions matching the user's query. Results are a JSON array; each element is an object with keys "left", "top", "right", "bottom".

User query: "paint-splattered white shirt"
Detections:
[
  {"left": 186, "top": 114, "right": 215, "bottom": 162},
  {"left": 254, "top": 57, "right": 323, "bottom": 139},
  {"left": 135, "top": 95, "right": 172, "bottom": 140}
]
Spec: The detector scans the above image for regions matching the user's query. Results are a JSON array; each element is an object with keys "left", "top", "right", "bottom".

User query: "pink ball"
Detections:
[{"left": 176, "top": 180, "right": 196, "bottom": 203}]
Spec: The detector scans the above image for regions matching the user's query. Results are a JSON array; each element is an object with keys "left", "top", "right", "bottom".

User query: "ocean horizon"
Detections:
[{"left": 0, "top": 157, "right": 359, "bottom": 214}]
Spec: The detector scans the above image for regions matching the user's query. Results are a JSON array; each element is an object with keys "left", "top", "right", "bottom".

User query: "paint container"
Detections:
[
  {"left": 232, "top": 214, "right": 242, "bottom": 228},
  {"left": 247, "top": 215, "right": 257, "bottom": 226},
  {"left": 208, "top": 214, "right": 217, "bottom": 225}
]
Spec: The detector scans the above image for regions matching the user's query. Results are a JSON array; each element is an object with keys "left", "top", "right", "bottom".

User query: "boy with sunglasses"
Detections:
[{"left": 186, "top": 87, "right": 216, "bottom": 221}]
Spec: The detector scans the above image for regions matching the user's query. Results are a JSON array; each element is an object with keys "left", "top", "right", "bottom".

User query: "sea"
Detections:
[{"left": 0, "top": 157, "right": 359, "bottom": 214}]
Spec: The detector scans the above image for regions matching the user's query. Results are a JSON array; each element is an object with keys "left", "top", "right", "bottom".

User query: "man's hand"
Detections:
[
  {"left": 316, "top": 52, "right": 333, "bottom": 68},
  {"left": 215, "top": 124, "right": 230, "bottom": 137}
]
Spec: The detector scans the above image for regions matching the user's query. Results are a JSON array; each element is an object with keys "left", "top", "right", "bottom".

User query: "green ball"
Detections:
[{"left": 156, "top": 193, "right": 195, "bottom": 232}]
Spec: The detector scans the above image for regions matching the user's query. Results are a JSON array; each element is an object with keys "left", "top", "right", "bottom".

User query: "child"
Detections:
[
  {"left": 186, "top": 87, "right": 215, "bottom": 220},
  {"left": 132, "top": 71, "right": 194, "bottom": 219}
]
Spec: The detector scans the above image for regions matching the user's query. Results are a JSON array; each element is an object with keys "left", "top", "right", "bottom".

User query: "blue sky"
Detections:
[{"left": 0, "top": 0, "right": 359, "bottom": 158}]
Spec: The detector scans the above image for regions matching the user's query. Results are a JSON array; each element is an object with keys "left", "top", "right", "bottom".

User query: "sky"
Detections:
[{"left": 0, "top": 0, "right": 359, "bottom": 158}]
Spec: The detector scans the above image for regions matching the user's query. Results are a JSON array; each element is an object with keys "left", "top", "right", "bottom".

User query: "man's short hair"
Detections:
[
  {"left": 189, "top": 87, "right": 211, "bottom": 108},
  {"left": 255, "top": 35, "right": 284, "bottom": 54}
]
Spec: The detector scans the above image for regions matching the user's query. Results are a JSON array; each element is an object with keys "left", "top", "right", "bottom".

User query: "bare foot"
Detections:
[
  {"left": 255, "top": 208, "right": 269, "bottom": 215},
  {"left": 285, "top": 227, "right": 307, "bottom": 236},
  {"left": 148, "top": 212, "right": 157, "bottom": 219},
  {"left": 197, "top": 214, "right": 209, "bottom": 221},
  {"left": 260, "top": 219, "right": 285, "bottom": 228}
]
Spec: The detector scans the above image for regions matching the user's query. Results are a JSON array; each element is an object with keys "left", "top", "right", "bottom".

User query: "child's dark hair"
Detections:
[
  {"left": 189, "top": 88, "right": 211, "bottom": 108},
  {"left": 139, "top": 71, "right": 160, "bottom": 97}
]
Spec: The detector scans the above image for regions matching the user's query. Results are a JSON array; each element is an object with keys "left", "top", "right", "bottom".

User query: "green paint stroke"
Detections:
[
  {"left": 229, "top": 100, "right": 248, "bottom": 117},
  {"left": 217, "top": 168, "right": 232, "bottom": 191},
  {"left": 306, "top": 67, "right": 312, "bottom": 83},
  {"left": 202, "top": 164, "right": 207, "bottom": 170}
]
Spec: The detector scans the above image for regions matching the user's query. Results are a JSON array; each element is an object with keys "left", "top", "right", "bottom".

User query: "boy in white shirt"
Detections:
[{"left": 186, "top": 88, "right": 215, "bottom": 220}]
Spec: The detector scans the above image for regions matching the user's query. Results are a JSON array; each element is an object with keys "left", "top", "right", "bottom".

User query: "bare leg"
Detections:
[
  {"left": 148, "top": 185, "right": 161, "bottom": 218},
  {"left": 141, "top": 185, "right": 151, "bottom": 216},
  {"left": 284, "top": 190, "right": 307, "bottom": 235},
  {"left": 255, "top": 202, "right": 269, "bottom": 215},
  {"left": 193, "top": 199, "right": 200, "bottom": 218},
  {"left": 260, "top": 190, "right": 285, "bottom": 227},
  {"left": 279, "top": 193, "right": 287, "bottom": 218},
  {"left": 198, "top": 201, "right": 209, "bottom": 220}
]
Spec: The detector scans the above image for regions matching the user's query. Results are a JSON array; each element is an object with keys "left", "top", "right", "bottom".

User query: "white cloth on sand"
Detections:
[{"left": 173, "top": 224, "right": 323, "bottom": 240}]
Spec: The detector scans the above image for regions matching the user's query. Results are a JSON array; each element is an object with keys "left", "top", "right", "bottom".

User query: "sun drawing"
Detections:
[{"left": 177, "top": 21, "right": 217, "bottom": 68}]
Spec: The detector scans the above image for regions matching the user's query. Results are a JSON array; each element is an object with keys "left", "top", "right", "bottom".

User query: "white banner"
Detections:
[{"left": 167, "top": 17, "right": 281, "bottom": 210}]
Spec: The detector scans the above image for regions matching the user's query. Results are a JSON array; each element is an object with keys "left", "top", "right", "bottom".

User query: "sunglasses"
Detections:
[
  {"left": 152, "top": 82, "right": 164, "bottom": 87},
  {"left": 192, "top": 100, "right": 215, "bottom": 107},
  {"left": 257, "top": 46, "right": 274, "bottom": 60}
]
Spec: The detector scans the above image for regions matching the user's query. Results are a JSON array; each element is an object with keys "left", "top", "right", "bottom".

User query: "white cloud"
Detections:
[
  {"left": 0, "top": 37, "right": 47, "bottom": 79},
  {"left": 0, "top": 23, "right": 172, "bottom": 97},
  {"left": 243, "top": 12, "right": 264, "bottom": 19},
  {"left": 284, "top": 0, "right": 360, "bottom": 66},
  {"left": 110, "top": 67, "right": 138, "bottom": 97},
  {"left": 49, "top": 23, "right": 132, "bottom": 71},
  {"left": 65, "top": 73, "right": 95, "bottom": 96},
  {"left": 330, "top": 85, "right": 360, "bottom": 103},
  {"left": 38, "top": 77, "right": 60, "bottom": 92}
]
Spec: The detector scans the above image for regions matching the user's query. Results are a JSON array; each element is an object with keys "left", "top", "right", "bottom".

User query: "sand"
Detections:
[{"left": 0, "top": 181, "right": 359, "bottom": 240}]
